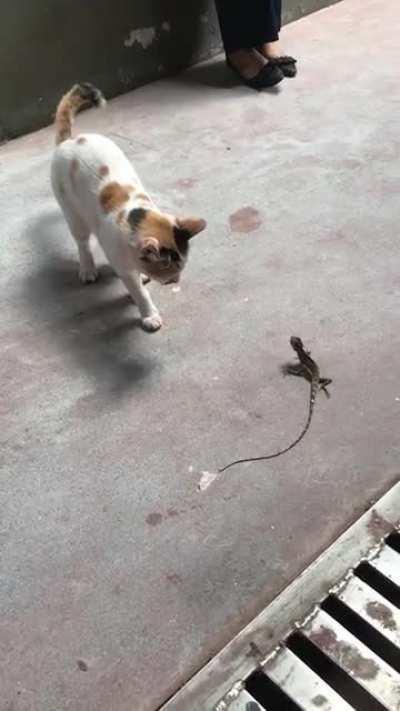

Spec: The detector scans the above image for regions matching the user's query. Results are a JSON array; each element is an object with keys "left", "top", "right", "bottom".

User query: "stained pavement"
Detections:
[{"left": 1, "top": 1, "right": 400, "bottom": 709}]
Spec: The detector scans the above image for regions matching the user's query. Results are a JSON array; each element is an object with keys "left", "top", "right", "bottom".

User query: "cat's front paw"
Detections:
[
  {"left": 141, "top": 314, "right": 163, "bottom": 332},
  {"left": 79, "top": 265, "right": 98, "bottom": 284}
]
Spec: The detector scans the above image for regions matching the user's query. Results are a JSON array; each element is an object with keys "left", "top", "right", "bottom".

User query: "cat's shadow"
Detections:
[{"left": 22, "top": 211, "right": 159, "bottom": 401}]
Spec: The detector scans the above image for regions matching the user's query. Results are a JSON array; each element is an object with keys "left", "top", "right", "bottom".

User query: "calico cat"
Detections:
[{"left": 51, "top": 83, "right": 207, "bottom": 331}]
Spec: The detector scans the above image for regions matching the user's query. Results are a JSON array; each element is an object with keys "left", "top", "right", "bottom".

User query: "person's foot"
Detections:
[
  {"left": 226, "top": 48, "right": 284, "bottom": 90},
  {"left": 259, "top": 40, "right": 283, "bottom": 61},
  {"left": 227, "top": 49, "right": 267, "bottom": 80},
  {"left": 259, "top": 41, "right": 297, "bottom": 78}
]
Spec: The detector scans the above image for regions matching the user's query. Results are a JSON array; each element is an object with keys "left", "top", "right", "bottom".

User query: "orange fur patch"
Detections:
[
  {"left": 99, "top": 182, "right": 133, "bottom": 213},
  {"left": 56, "top": 108, "right": 73, "bottom": 144},
  {"left": 55, "top": 93, "right": 89, "bottom": 145},
  {"left": 139, "top": 211, "right": 176, "bottom": 249},
  {"left": 99, "top": 165, "right": 110, "bottom": 177}
]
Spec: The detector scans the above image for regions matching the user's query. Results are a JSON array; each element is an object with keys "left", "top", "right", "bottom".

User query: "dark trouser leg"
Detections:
[{"left": 215, "top": 0, "right": 282, "bottom": 54}]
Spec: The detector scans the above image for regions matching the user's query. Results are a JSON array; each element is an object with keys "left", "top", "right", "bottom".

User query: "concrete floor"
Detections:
[{"left": 1, "top": 1, "right": 399, "bottom": 709}]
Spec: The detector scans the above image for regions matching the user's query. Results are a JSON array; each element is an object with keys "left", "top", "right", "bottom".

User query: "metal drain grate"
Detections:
[
  {"left": 224, "top": 534, "right": 400, "bottom": 711},
  {"left": 162, "top": 483, "right": 400, "bottom": 711}
]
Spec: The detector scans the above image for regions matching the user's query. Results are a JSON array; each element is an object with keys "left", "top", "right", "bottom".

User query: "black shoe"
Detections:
[
  {"left": 268, "top": 56, "right": 297, "bottom": 78},
  {"left": 227, "top": 58, "right": 284, "bottom": 91}
]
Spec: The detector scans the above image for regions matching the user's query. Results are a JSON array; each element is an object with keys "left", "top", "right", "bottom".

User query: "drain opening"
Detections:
[
  {"left": 386, "top": 531, "right": 400, "bottom": 554},
  {"left": 284, "top": 633, "right": 387, "bottom": 711},
  {"left": 161, "top": 490, "right": 400, "bottom": 711},
  {"left": 243, "top": 532, "right": 400, "bottom": 711},
  {"left": 321, "top": 594, "right": 400, "bottom": 672},
  {"left": 355, "top": 561, "right": 400, "bottom": 607},
  {"left": 246, "top": 669, "right": 300, "bottom": 710}
]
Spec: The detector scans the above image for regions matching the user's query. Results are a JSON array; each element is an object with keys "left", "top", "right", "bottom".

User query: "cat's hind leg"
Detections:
[
  {"left": 57, "top": 199, "right": 98, "bottom": 284},
  {"left": 75, "top": 232, "right": 98, "bottom": 284}
]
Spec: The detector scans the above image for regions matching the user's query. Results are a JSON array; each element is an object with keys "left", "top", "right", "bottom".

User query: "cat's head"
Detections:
[{"left": 128, "top": 208, "right": 206, "bottom": 284}]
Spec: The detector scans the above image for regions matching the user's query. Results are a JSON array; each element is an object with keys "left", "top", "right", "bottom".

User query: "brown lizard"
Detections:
[{"left": 218, "top": 337, "right": 332, "bottom": 473}]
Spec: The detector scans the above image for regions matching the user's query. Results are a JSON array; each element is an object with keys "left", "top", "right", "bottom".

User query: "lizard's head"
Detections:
[{"left": 290, "top": 336, "right": 303, "bottom": 351}]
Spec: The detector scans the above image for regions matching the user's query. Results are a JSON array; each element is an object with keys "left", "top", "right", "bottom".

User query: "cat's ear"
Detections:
[
  {"left": 176, "top": 217, "right": 207, "bottom": 238},
  {"left": 139, "top": 237, "right": 160, "bottom": 263}
]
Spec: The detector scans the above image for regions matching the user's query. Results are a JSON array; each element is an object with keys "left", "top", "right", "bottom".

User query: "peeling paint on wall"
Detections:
[{"left": 124, "top": 27, "right": 156, "bottom": 49}]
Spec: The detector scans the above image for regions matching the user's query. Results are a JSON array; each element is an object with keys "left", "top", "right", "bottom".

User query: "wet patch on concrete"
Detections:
[
  {"left": 229, "top": 207, "right": 262, "bottom": 234},
  {"left": 167, "top": 508, "right": 179, "bottom": 518},
  {"left": 166, "top": 573, "right": 182, "bottom": 585}
]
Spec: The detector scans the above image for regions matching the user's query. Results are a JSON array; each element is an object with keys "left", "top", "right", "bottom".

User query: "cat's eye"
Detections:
[{"left": 160, "top": 248, "right": 180, "bottom": 267}]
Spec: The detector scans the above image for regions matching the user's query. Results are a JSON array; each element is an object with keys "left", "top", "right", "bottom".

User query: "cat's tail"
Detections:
[{"left": 54, "top": 82, "right": 106, "bottom": 145}]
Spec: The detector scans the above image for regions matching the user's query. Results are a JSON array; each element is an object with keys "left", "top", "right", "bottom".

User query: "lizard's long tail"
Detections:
[{"left": 218, "top": 389, "right": 316, "bottom": 473}]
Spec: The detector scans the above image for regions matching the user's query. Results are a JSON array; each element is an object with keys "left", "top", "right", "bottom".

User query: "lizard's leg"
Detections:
[
  {"left": 283, "top": 363, "right": 308, "bottom": 377},
  {"left": 319, "top": 377, "right": 332, "bottom": 398}
]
